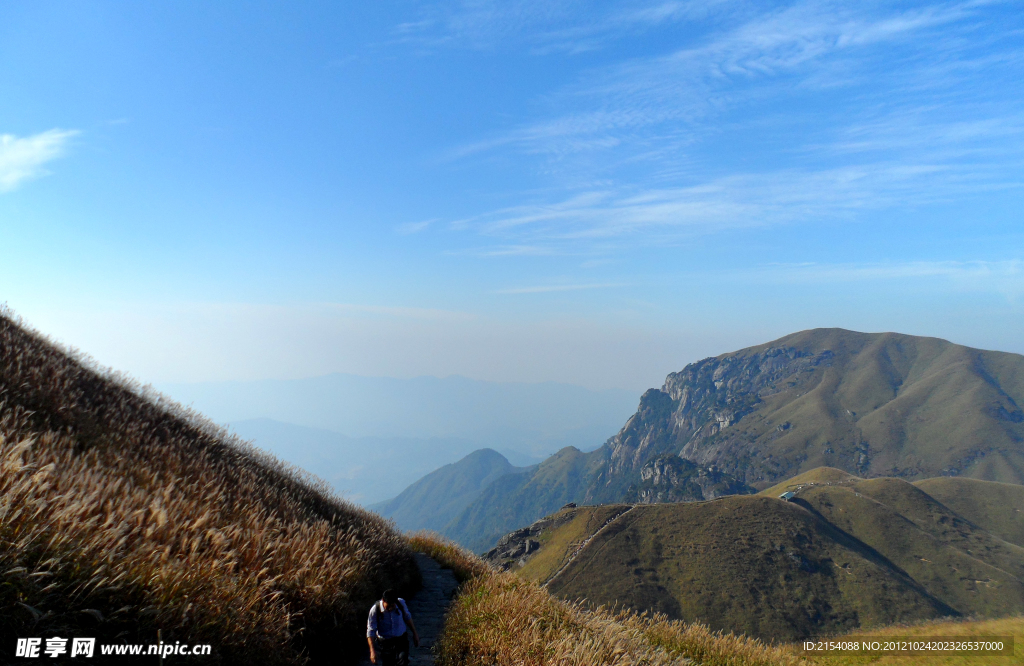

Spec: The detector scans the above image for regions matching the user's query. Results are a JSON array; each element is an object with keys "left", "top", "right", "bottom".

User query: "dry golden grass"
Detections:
[
  {"left": 433, "top": 551, "right": 805, "bottom": 666},
  {"left": 797, "top": 615, "right": 1024, "bottom": 666},
  {"left": 0, "top": 310, "right": 418, "bottom": 664},
  {"left": 406, "top": 531, "right": 492, "bottom": 582},
  {"left": 634, "top": 613, "right": 808, "bottom": 666}
]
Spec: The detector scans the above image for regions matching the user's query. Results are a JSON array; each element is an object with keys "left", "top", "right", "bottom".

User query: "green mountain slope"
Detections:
[
  {"left": 521, "top": 497, "right": 953, "bottom": 642},
  {"left": 448, "top": 328, "right": 1024, "bottom": 551},
  {"left": 487, "top": 470, "right": 1024, "bottom": 641},
  {"left": 760, "top": 466, "right": 859, "bottom": 496},
  {"left": 914, "top": 477, "right": 1024, "bottom": 548},
  {"left": 797, "top": 478, "right": 1024, "bottom": 618},
  {"left": 371, "top": 448, "right": 524, "bottom": 532},
  {"left": 443, "top": 446, "right": 588, "bottom": 552}
]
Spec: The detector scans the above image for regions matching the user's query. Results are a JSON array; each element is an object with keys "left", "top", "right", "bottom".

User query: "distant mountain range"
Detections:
[
  {"left": 156, "top": 374, "right": 638, "bottom": 505},
  {"left": 370, "top": 449, "right": 529, "bottom": 531},
  {"left": 377, "top": 328, "right": 1024, "bottom": 552},
  {"left": 484, "top": 469, "right": 1024, "bottom": 641}
]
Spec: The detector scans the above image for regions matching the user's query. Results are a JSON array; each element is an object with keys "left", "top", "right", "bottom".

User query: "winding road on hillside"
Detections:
[{"left": 357, "top": 554, "right": 459, "bottom": 666}]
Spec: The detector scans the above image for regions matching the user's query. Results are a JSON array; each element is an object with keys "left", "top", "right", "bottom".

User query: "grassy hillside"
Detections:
[
  {"left": 496, "top": 469, "right": 1024, "bottom": 641},
  {"left": 412, "top": 532, "right": 804, "bottom": 666},
  {"left": 766, "top": 472, "right": 1024, "bottom": 613},
  {"left": 797, "top": 479, "right": 1024, "bottom": 618},
  {"left": 915, "top": 477, "right": 1024, "bottom": 548},
  {"left": 760, "top": 467, "right": 859, "bottom": 497},
  {"left": 410, "top": 532, "right": 1019, "bottom": 666},
  {"left": 0, "top": 311, "right": 418, "bottom": 665},
  {"left": 516, "top": 504, "right": 632, "bottom": 584},
  {"left": 548, "top": 498, "right": 953, "bottom": 642},
  {"left": 439, "top": 572, "right": 806, "bottom": 666},
  {"left": 444, "top": 328, "right": 1024, "bottom": 553},
  {"left": 371, "top": 448, "right": 524, "bottom": 532}
]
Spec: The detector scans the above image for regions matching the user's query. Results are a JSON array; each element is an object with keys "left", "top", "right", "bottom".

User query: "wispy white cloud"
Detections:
[
  {"left": 396, "top": 0, "right": 714, "bottom": 53},
  {"left": 431, "top": 1, "right": 1023, "bottom": 252},
  {"left": 449, "top": 158, "right": 1019, "bottom": 252},
  {"left": 453, "top": 244, "right": 558, "bottom": 257},
  {"left": 824, "top": 114, "right": 1024, "bottom": 156},
  {"left": 495, "top": 282, "right": 626, "bottom": 294},
  {"left": 458, "top": 1, "right": 992, "bottom": 158},
  {"left": 754, "top": 259, "right": 1024, "bottom": 282},
  {"left": 0, "top": 129, "right": 78, "bottom": 192},
  {"left": 744, "top": 259, "right": 1024, "bottom": 301},
  {"left": 396, "top": 218, "right": 436, "bottom": 235}
]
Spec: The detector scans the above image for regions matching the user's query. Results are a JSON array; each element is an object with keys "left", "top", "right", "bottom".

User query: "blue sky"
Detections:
[{"left": 1, "top": 0, "right": 1022, "bottom": 391}]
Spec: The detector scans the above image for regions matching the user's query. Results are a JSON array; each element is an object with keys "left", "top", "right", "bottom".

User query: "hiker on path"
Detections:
[{"left": 367, "top": 588, "right": 420, "bottom": 666}]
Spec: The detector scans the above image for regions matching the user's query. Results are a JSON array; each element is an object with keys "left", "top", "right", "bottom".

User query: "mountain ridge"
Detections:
[
  {"left": 484, "top": 470, "right": 1024, "bottom": 641},
  {"left": 435, "top": 328, "right": 1024, "bottom": 552},
  {"left": 371, "top": 448, "right": 529, "bottom": 532}
]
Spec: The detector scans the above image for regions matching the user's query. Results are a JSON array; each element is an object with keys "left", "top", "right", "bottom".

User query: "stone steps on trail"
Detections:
[{"left": 357, "top": 553, "right": 459, "bottom": 665}]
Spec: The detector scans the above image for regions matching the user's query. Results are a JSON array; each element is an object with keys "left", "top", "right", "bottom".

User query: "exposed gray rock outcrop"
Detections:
[
  {"left": 483, "top": 508, "right": 578, "bottom": 571},
  {"left": 586, "top": 346, "right": 836, "bottom": 499},
  {"left": 625, "top": 454, "right": 752, "bottom": 504}
]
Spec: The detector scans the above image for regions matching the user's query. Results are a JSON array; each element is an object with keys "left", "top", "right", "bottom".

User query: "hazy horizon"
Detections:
[{"left": 154, "top": 371, "right": 641, "bottom": 503}]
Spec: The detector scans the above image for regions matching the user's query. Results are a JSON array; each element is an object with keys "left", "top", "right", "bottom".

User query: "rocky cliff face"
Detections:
[
  {"left": 664, "top": 347, "right": 833, "bottom": 440},
  {"left": 625, "top": 454, "right": 751, "bottom": 504},
  {"left": 589, "top": 329, "right": 1024, "bottom": 497},
  {"left": 586, "top": 345, "right": 836, "bottom": 500},
  {"left": 672, "top": 346, "right": 839, "bottom": 485}
]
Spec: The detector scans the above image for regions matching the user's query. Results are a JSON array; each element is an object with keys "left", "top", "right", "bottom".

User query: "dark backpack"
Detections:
[{"left": 396, "top": 598, "right": 412, "bottom": 625}]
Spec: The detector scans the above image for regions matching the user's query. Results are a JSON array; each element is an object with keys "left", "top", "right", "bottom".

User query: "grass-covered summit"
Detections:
[{"left": 0, "top": 310, "right": 418, "bottom": 665}]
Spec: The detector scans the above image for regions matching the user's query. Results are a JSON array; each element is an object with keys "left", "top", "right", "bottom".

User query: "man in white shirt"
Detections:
[{"left": 366, "top": 588, "right": 420, "bottom": 666}]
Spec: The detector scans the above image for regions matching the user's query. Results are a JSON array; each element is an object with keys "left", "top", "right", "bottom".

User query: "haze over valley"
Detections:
[{"left": 158, "top": 374, "right": 637, "bottom": 503}]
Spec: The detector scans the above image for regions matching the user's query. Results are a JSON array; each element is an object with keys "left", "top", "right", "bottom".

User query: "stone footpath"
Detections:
[{"left": 358, "top": 553, "right": 459, "bottom": 665}]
